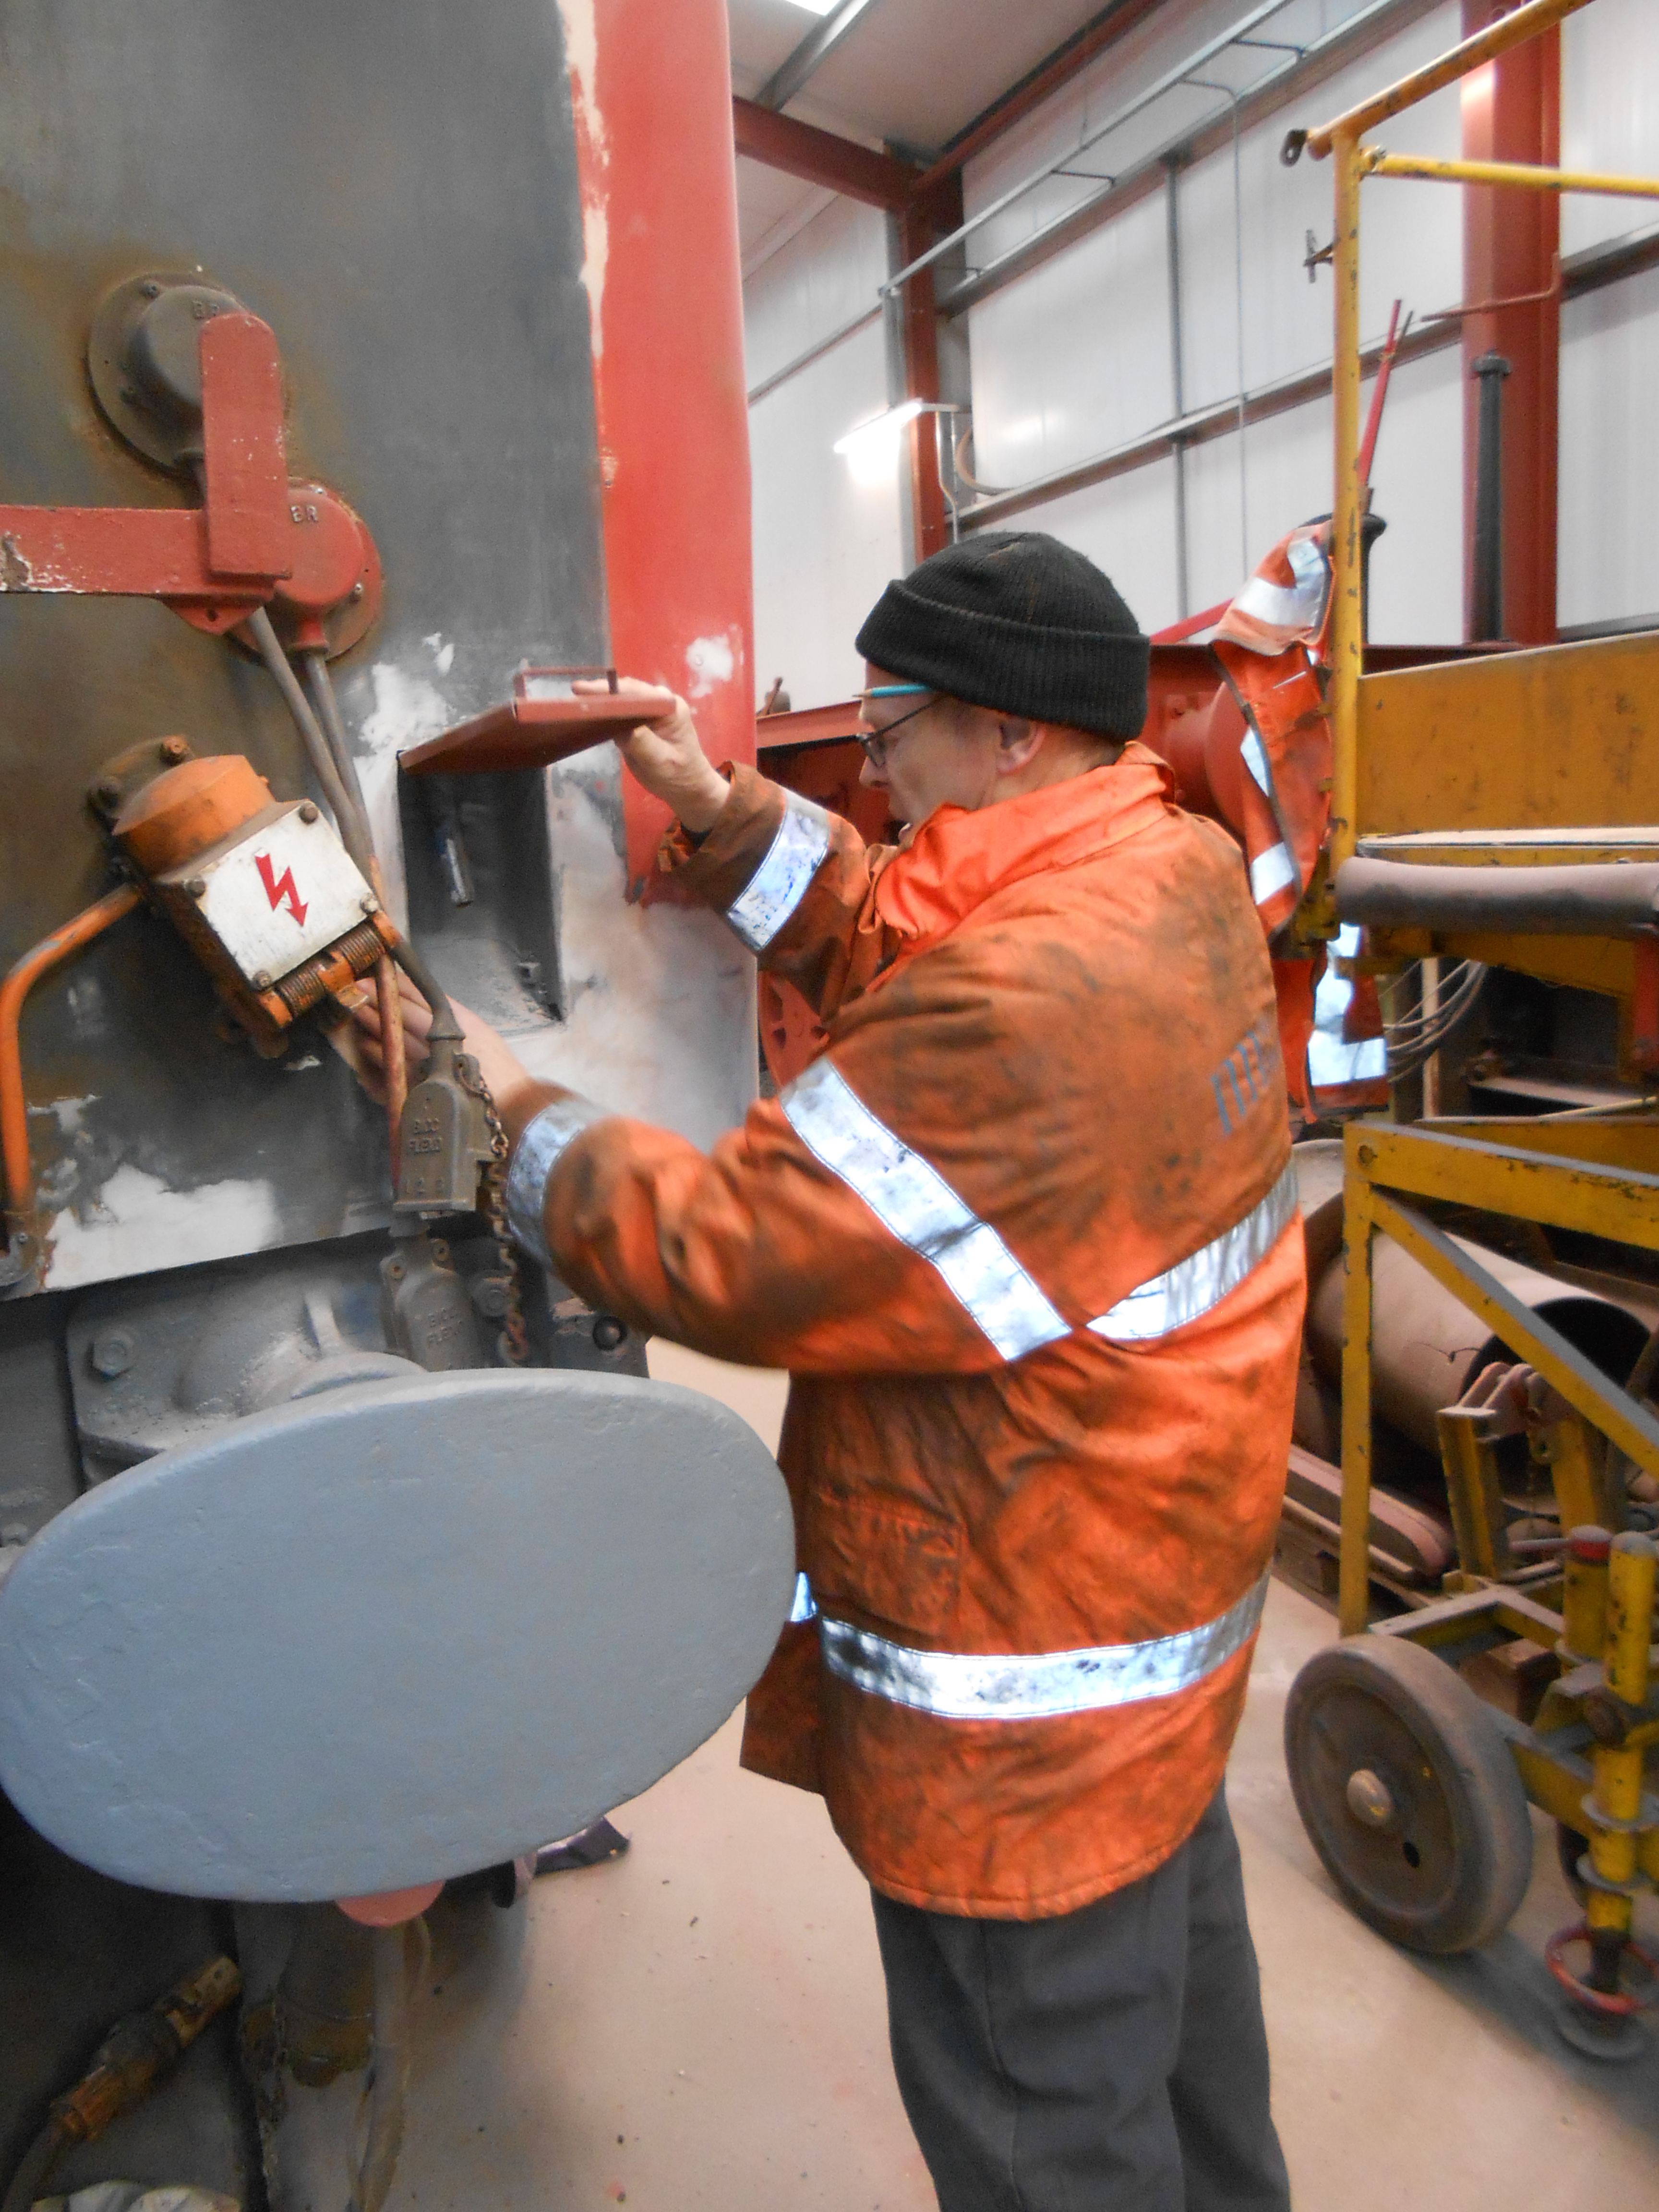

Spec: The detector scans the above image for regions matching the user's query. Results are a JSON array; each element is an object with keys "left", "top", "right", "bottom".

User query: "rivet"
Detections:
[
  {"left": 160, "top": 736, "right": 189, "bottom": 763},
  {"left": 252, "top": 969, "right": 273, "bottom": 991},
  {"left": 185, "top": 876, "right": 207, "bottom": 899},
  {"left": 361, "top": 894, "right": 379, "bottom": 914},
  {"left": 593, "top": 1315, "right": 627, "bottom": 1353},
  {"left": 141, "top": 280, "right": 162, "bottom": 299},
  {"left": 349, "top": 580, "right": 365, "bottom": 601},
  {"left": 298, "top": 800, "right": 319, "bottom": 823},
  {"left": 93, "top": 776, "right": 121, "bottom": 806},
  {"left": 90, "top": 1330, "right": 136, "bottom": 1379}
]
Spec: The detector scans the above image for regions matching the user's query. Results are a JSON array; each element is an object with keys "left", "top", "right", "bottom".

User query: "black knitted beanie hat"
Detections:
[{"left": 854, "top": 530, "right": 1149, "bottom": 740}]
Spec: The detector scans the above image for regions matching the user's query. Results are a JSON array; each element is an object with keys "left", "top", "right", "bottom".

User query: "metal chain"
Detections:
[{"left": 455, "top": 1053, "right": 529, "bottom": 1367}]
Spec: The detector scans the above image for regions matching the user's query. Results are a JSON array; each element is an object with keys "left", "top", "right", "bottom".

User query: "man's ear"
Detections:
[{"left": 994, "top": 716, "right": 1043, "bottom": 775}]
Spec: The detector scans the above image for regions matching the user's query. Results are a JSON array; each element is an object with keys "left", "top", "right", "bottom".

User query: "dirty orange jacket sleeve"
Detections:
[
  {"left": 538, "top": 1093, "right": 1011, "bottom": 1376},
  {"left": 659, "top": 762, "right": 897, "bottom": 1022}
]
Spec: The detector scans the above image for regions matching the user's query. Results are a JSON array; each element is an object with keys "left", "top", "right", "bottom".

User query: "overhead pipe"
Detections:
[{"left": 1334, "top": 857, "right": 1659, "bottom": 934}]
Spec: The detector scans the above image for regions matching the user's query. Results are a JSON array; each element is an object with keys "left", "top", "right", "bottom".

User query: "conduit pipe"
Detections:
[
  {"left": 0, "top": 885, "right": 143, "bottom": 1271},
  {"left": 1334, "top": 857, "right": 1659, "bottom": 935}
]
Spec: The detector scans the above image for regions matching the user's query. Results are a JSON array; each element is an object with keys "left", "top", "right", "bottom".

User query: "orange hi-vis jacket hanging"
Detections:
[{"left": 504, "top": 747, "right": 1305, "bottom": 1917}]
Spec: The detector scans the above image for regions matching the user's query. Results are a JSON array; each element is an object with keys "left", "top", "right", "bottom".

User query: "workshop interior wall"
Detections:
[
  {"left": 744, "top": 0, "right": 1659, "bottom": 693},
  {"left": 745, "top": 199, "right": 904, "bottom": 709},
  {"left": 1557, "top": 0, "right": 1659, "bottom": 630}
]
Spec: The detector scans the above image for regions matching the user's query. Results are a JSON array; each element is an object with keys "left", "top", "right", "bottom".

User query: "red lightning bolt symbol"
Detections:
[{"left": 254, "top": 851, "right": 309, "bottom": 927}]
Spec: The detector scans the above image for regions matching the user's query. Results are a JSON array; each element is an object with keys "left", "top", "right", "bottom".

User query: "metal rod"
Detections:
[
  {"left": 879, "top": 0, "right": 1300, "bottom": 296},
  {"left": 1328, "top": 125, "right": 1365, "bottom": 879},
  {"left": 1164, "top": 157, "right": 1190, "bottom": 619},
  {"left": 1362, "top": 148, "right": 1659, "bottom": 197},
  {"left": 1470, "top": 350, "right": 1511, "bottom": 641},
  {"left": 1303, "top": 0, "right": 1594, "bottom": 158},
  {"left": 1339, "top": 1148, "right": 1376, "bottom": 1635}
]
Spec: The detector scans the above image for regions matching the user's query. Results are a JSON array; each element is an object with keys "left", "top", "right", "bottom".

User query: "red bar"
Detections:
[
  {"left": 0, "top": 505, "right": 255, "bottom": 598},
  {"left": 200, "top": 313, "right": 291, "bottom": 581}
]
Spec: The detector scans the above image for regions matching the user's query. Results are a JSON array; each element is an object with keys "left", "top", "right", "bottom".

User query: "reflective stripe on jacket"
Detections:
[{"left": 509, "top": 747, "right": 1303, "bottom": 1916}]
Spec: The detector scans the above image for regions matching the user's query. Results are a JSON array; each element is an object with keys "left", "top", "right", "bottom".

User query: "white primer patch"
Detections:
[
  {"left": 353, "top": 662, "right": 457, "bottom": 934},
  {"left": 46, "top": 1166, "right": 281, "bottom": 1291},
  {"left": 685, "top": 631, "right": 737, "bottom": 698},
  {"left": 422, "top": 632, "right": 457, "bottom": 675},
  {"left": 556, "top": 0, "right": 609, "bottom": 352},
  {"left": 520, "top": 752, "right": 754, "bottom": 1149},
  {"left": 29, "top": 1093, "right": 98, "bottom": 1137}
]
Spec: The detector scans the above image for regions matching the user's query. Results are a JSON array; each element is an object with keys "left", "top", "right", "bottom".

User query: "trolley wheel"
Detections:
[{"left": 1284, "top": 1633, "right": 1534, "bottom": 1955}]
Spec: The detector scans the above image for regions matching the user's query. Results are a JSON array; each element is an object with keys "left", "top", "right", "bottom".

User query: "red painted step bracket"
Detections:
[{"left": 0, "top": 313, "right": 290, "bottom": 608}]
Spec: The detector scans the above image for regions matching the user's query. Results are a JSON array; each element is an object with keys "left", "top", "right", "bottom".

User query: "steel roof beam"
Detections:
[{"left": 753, "top": 0, "right": 888, "bottom": 113}]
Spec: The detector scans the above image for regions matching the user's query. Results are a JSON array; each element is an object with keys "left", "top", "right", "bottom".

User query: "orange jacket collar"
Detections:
[{"left": 874, "top": 742, "right": 1175, "bottom": 947}]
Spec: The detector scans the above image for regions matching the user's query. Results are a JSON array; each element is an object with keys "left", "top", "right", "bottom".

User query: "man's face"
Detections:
[{"left": 856, "top": 664, "right": 1008, "bottom": 829}]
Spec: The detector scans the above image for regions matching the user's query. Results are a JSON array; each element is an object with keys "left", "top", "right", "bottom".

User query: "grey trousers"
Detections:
[{"left": 870, "top": 1785, "right": 1290, "bottom": 2212}]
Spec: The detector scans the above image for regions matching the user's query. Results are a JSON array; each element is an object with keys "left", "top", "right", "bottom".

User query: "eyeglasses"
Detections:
[{"left": 854, "top": 685, "right": 935, "bottom": 767}]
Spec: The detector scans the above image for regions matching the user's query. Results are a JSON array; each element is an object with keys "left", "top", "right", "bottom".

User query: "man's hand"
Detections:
[
  {"left": 347, "top": 969, "right": 538, "bottom": 1124},
  {"left": 574, "top": 676, "right": 730, "bottom": 834}
]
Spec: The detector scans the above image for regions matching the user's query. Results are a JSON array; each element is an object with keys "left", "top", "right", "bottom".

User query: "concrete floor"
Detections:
[{"left": 386, "top": 1345, "right": 1659, "bottom": 2212}]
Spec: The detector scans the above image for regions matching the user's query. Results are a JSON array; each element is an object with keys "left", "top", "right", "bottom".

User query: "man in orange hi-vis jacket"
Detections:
[{"left": 362, "top": 532, "right": 1301, "bottom": 2211}]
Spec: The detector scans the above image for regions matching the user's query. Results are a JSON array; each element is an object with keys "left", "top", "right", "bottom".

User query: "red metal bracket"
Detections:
[{"left": 0, "top": 313, "right": 290, "bottom": 607}]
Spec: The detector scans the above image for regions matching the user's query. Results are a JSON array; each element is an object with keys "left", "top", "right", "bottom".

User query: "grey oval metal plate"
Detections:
[{"left": 0, "top": 1370, "right": 793, "bottom": 1901}]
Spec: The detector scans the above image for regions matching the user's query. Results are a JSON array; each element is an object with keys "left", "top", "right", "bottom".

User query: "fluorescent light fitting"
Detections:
[
  {"left": 783, "top": 0, "right": 841, "bottom": 12},
  {"left": 832, "top": 398, "right": 925, "bottom": 457}
]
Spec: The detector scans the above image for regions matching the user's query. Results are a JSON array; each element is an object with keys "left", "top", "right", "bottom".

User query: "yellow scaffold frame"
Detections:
[{"left": 1294, "top": 0, "right": 1659, "bottom": 1635}]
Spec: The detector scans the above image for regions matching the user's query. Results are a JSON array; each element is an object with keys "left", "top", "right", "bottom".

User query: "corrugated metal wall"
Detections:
[{"left": 745, "top": 0, "right": 1659, "bottom": 706}]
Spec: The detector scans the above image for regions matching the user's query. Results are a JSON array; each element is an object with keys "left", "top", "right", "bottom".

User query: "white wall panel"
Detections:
[
  {"left": 1176, "top": 5, "right": 1460, "bottom": 416},
  {"left": 966, "top": 194, "right": 1169, "bottom": 485},
  {"left": 748, "top": 320, "right": 904, "bottom": 711},
  {"left": 961, "top": 3, "right": 1462, "bottom": 546},
  {"left": 987, "top": 459, "right": 1181, "bottom": 636},
  {"left": 1561, "top": 0, "right": 1659, "bottom": 260},
  {"left": 743, "top": 195, "right": 890, "bottom": 394},
  {"left": 1559, "top": 264, "right": 1659, "bottom": 630},
  {"left": 1363, "top": 340, "right": 1463, "bottom": 643}
]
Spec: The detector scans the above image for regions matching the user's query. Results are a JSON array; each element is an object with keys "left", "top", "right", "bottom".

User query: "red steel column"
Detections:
[
  {"left": 898, "top": 176, "right": 964, "bottom": 564},
  {"left": 573, "top": 0, "right": 755, "bottom": 897},
  {"left": 1461, "top": 0, "right": 1560, "bottom": 644}
]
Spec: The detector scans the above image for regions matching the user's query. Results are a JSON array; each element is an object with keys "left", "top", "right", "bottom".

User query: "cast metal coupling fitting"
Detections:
[{"left": 50, "top": 1955, "right": 241, "bottom": 2145}]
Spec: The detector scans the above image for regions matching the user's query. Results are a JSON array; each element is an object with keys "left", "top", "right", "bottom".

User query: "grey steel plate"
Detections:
[{"left": 0, "top": 1370, "right": 793, "bottom": 1901}]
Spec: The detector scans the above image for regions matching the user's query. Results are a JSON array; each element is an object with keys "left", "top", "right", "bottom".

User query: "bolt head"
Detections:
[
  {"left": 141, "top": 280, "right": 162, "bottom": 299},
  {"left": 93, "top": 776, "right": 121, "bottom": 806},
  {"left": 349, "top": 580, "right": 365, "bottom": 601},
  {"left": 185, "top": 876, "right": 207, "bottom": 899},
  {"left": 90, "top": 1330, "right": 136, "bottom": 1379},
  {"left": 1345, "top": 1767, "right": 1395, "bottom": 1829},
  {"left": 471, "top": 1276, "right": 511, "bottom": 1319},
  {"left": 298, "top": 799, "right": 319, "bottom": 823},
  {"left": 361, "top": 894, "right": 379, "bottom": 915},
  {"left": 252, "top": 969, "right": 273, "bottom": 991},
  {"left": 160, "top": 736, "right": 189, "bottom": 763}
]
